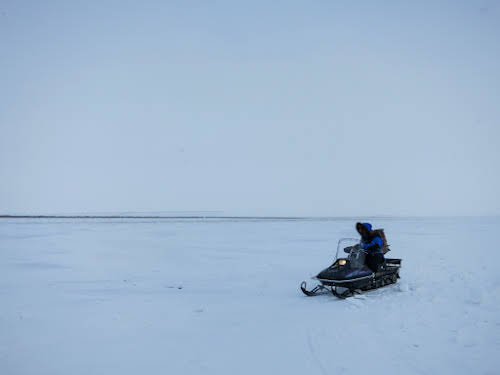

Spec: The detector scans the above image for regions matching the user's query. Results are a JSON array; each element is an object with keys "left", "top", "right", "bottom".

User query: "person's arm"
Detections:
[{"left": 362, "top": 236, "right": 383, "bottom": 253}]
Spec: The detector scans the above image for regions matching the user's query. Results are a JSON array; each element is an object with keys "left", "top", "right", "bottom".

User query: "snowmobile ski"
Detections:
[{"left": 300, "top": 281, "right": 331, "bottom": 296}]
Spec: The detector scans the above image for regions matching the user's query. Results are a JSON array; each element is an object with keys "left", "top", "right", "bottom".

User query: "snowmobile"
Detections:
[{"left": 300, "top": 234, "right": 402, "bottom": 299}]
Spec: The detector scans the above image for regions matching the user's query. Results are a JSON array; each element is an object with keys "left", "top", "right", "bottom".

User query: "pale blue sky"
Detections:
[{"left": 1, "top": 1, "right": 499, "bottom": 216}]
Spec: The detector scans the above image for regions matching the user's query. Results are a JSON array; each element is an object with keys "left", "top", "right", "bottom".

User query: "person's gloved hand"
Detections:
[{"left": 344, "top": 244, "right": 361, "bottom": 253}]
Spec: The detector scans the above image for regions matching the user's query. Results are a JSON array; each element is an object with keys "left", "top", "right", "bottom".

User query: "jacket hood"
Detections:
[
  {"left": 362, "top": 223, "right": 372, "bottom": 231},
  {"left": 356, "top": 222, "right": 373, "bottom": 239}
]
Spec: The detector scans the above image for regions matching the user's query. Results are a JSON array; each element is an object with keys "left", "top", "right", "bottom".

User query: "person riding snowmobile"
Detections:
[{"left": 356, "top": 222, "right": 384, "bottom": 273}]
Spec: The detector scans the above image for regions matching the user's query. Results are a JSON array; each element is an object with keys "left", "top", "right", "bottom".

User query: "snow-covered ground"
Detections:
[{"left": 1, "top": 217, "right": 499, "bottom": 375}]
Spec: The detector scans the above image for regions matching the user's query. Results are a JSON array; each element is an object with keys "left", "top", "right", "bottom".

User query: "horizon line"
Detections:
[{"left": 1, "top": 214, "right": 498, "bottom": 220}]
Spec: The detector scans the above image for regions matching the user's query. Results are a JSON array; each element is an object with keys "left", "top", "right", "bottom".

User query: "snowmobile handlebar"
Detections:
[{"left": 343, "top": 244, "right": 361, "bottom": 253}]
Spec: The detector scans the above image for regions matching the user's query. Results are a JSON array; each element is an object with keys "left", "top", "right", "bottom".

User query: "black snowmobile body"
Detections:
[{"left": 300, "top": 236, "right": 402, "bottom": 299}]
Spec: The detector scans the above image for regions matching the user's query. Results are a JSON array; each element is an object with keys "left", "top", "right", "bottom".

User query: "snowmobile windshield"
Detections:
[
  {"left": 335, "top": 238, "right": 361, "bottom": 261},
  {"left": 347, "top": 247, "right": 366, "bottom": 269},
  {"left": 335, "top": 238, "right": 367, "bottom": 268}
]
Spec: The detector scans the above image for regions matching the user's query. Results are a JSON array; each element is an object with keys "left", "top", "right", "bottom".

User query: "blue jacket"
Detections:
[{"left": 360, "top": 223, "right": 384, "bottom": 255}]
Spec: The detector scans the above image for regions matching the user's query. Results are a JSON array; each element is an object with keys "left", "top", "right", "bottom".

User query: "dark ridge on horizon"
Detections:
[
  {"left": 0, "top": 215, "right": 310, "bottom": 220},
  {"left": 1, "top": 215, "right": 494, "bottom": 221}
]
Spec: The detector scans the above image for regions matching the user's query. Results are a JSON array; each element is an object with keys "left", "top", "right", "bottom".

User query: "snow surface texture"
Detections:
[{"left": 1, "top": 217, "right": 499, "bottom": 375}]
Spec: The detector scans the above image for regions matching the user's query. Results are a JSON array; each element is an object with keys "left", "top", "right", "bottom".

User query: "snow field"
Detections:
[{"left": 0, "top": 217, "right": 498, "bottom": 375}]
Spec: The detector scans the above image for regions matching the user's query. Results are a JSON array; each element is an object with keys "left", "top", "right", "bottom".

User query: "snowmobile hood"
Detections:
[{"left": 316, "top": 262, "right": 372, "bottom": 282}]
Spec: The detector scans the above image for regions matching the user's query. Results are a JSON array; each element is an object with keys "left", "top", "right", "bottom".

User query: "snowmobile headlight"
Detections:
[{"left": 338, "top": 259, "right": 347, "bottom": 266}]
